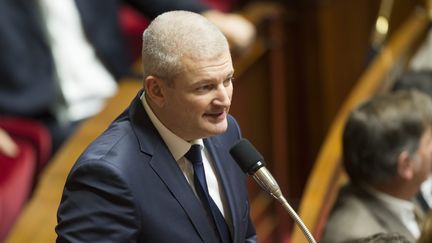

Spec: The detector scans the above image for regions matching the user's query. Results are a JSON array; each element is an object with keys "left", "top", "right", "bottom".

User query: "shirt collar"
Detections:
[
  {"left": 140, "top": 92, "right": 203, "bottom": 160},
  {"left": 420, "top": 175, "right": 432, "bottom": 208}
]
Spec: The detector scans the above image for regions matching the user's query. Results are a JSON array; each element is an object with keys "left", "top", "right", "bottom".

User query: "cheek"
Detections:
[
  {"left": 421, "top": 150, "right": 432, "bottom": 172},
  {"left": 228, "top": 86, "right": 233, "bottom": 99},
  {"left": 427, "top": 152, "right": 432, "bottom": 169},
  {"left": 425, "top": 144, "right": 432, "bottom": 164},
  {"left": 177, "top": 100, "right": 206, "bottom": 123},
  {"left": 191, "top": 97, "right": 211, "bottom": 112}
]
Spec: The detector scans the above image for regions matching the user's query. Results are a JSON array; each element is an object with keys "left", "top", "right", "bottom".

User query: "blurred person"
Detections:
[
  {"left": 56, "top": 10, "right": 256, "bottom": 242},
  {"left": 391, "top": 70, "right": 432, "bottom": 213},
  {"left": 392, "top": 70, "right": 432, "bottom": 95},
  {"left": 0, "top": 0, "right": 255, "bottom": 154},
  {"left": 321, "top": 90, "right": 432, "bottom": 243}
]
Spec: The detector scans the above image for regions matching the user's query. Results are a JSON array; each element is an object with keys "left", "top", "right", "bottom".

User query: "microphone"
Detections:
[{"left": 229, "top": 139, "right": 316, "bottom": 243}]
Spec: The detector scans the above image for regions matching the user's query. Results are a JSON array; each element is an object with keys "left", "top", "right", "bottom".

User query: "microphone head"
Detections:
[{"left": 229, "top": 139, "right": 266, "bottom": 174}]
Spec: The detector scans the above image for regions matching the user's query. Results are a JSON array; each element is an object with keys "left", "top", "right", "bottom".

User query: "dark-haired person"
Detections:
[
  {"left": 392, "top": 70, "right": 432, "bottom": 213},
  {"left": 322, "top": 90, "right": 432, "bottom": 243}
]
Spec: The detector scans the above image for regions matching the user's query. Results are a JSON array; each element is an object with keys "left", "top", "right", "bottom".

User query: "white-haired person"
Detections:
[
  {"left": 0, "top": 0, "right": 255, "bottom": 154},
  {"left": 56, "top": 11, "right": 256, "bottom": 242}
]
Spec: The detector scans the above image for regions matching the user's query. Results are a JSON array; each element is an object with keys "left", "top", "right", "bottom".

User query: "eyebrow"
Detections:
[
  {"left": 194, "top": 71, "right": 235, "bottom": 85},
  {"left": 226, "top": 72, "right": 235, "bottom": 79}
]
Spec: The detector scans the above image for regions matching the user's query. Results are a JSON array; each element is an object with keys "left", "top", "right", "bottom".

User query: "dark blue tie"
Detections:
[{"left": 185, "top": 144, "right": 231, "bottom": 243}]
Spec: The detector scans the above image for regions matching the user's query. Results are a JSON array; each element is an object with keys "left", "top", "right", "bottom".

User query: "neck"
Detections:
[
  {"left": 370, "top": 178, "right": 417, "bottom": 201},
  {"left": 144, "top": 94, "right": 193, "bottom": 141}
]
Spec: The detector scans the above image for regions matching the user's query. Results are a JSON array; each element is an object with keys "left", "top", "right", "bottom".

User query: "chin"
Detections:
[{"left": 204, "top": 125, "right": 228, "bottom": 137}]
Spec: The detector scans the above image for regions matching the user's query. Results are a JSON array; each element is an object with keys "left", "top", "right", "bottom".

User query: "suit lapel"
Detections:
[
  {"left": 128, "top": 93, "right": 217, "bottom": 243},
  {"left": 369, "top": 201, "right": 416, "bottom": 241},
  {"left": 149, "top": 145, "right": 218, "bottom": 243},
  {"left": 356, "top": 187, "right": 417, "bottom": 242}
]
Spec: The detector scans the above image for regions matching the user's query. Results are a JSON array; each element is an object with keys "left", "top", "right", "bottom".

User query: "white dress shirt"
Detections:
[
  {"left": 366, "top": 185, "right": 421, "bottom": 239},
  {"left": 140, "top": 93, "right": 232, "bottom": 227},
  {"left": 420, "top": 175, "right": 432, "bottom": 208},
  {"left": 38, "top": 0, "right": 117, "bottom": 121},
  {"left": 411, "top": 28, "right": 432, "bottom": 70}
]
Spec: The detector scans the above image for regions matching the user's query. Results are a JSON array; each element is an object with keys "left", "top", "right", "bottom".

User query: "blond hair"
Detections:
[{"left": 142, "top": 10, "right": 229, "bottom": 83}]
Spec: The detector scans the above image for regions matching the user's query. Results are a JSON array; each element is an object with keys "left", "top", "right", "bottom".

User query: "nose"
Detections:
[{"left": 214, "top": 84, "right": 231, "bottom": 107}]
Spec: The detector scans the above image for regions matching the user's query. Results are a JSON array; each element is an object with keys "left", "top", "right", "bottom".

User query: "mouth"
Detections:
[{"left": 204, "top": 111, "right": 226, "bottom": 121}]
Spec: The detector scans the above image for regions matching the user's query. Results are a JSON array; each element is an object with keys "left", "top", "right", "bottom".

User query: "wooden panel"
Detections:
[
  {"left": 281, "top": 1, "right": 425, "bottom": 208},
  {"left": 231, "top": 3, "right": 289, "bottom": 242},
  {"left": 290, "top": 8, "right": 429, "bottom": 243}
]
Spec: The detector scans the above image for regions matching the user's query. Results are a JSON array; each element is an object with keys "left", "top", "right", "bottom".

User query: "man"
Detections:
[
  {"left": 56, "top": 11, "right": 257, "bottom": 242},
  {"left": 321, "top": 90, "right": 432, "bottom": 243},
  {"left": 0, "top": 0, "right": 255, "bottom": 153},
  {"left": 391, "top": 70, "right": 432, "bottom": 212}
]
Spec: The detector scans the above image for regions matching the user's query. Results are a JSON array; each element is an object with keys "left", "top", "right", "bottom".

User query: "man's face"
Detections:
[
  {"left": 160, "top": 51, "right": 234, "bottom": 141},
  {"left": 413, "top": 128, "right": 432, "bottom": 183}
]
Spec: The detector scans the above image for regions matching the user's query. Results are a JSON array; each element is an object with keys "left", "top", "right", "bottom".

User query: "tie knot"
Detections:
[{"left": 185, "top": 144, "right": 203, "bottom": 165}]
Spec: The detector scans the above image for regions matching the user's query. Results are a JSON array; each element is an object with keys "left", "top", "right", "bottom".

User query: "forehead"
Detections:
[{"left": 178, "top": 52, "right": 234, "bottom": 81}]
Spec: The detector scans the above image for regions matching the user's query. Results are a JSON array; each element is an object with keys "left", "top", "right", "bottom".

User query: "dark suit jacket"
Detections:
[
  {"left": 0, "top": 0, "right": 207, "bottom": 117},
  {"left": 56, "top": 92, "right": 257, "bottom": 243},
  {"left": 321, "top": 183, "right": 421, "bottom": 243}
]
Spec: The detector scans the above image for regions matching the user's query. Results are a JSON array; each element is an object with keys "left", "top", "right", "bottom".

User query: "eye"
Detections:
[
  {"left": 223, "top": 77, "right": 234, "bottom": 86},
  {"left": 196, "top": 84, "right": 214, "bottom": 92}
]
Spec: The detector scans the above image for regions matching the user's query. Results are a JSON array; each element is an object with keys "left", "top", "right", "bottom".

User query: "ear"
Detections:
[
  {"left": 397, "top": 150, "right": 414, "bottom": 180},
  {"left": 144, "top": 75, "right": 166, "bottom": 107}
]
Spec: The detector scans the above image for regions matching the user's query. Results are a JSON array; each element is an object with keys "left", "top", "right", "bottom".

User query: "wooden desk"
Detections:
[{"left": 6, "top": 79, "right": 142, "bottom": 243}]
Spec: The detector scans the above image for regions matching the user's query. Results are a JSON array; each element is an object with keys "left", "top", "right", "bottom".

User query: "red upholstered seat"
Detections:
[
  {"left": 201, "top": 0, "right": 235, "bottom": 11},
  {"left": 119, "top": 5, "right": 149, "bottom": 61},
  {"left": 0, "top": 117, "right": 51, "bottom": 241},
  {"left": 0, "top": 138, "right": 36, "bottom": 242},
  {"left": 0, "top": 117, "right": 51, "bottom": 175},
  {"left": 118, "top": 1, "right": 236, "bottom": 60}
]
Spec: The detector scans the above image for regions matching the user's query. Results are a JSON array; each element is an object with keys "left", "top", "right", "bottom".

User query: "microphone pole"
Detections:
[
  {"left": 230, "top": 139, "right": 317, "bottom": 243},
  {"left": 253, "top": 167, "right": 316, "bottom": 243}
]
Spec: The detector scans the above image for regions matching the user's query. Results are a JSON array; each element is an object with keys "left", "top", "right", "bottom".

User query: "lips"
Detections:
[{"left": 204, "top": 111, "right": 226, "bottom": 121}]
